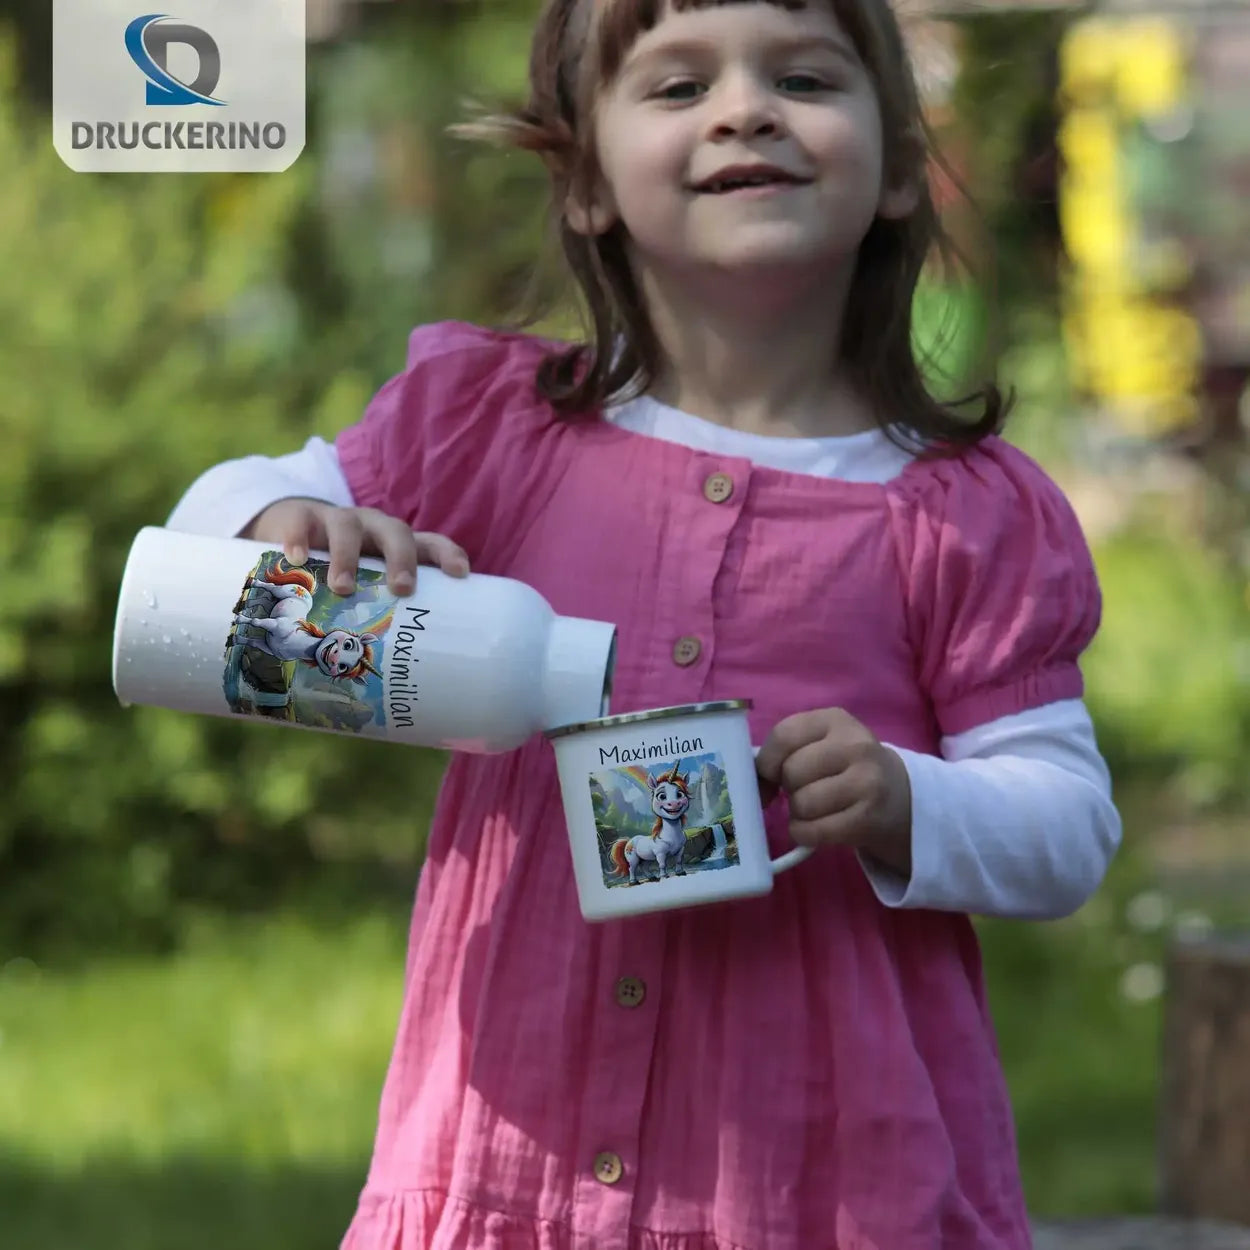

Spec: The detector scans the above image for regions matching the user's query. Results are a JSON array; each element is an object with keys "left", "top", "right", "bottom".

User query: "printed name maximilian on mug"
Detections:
[{"left": 52, "top": 0, "right": 305, "bottom": 173}]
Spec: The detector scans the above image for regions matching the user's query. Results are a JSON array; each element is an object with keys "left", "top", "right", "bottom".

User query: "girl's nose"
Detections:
[{"left": 707, "top": 71, "right": 784, "bottom": 140}]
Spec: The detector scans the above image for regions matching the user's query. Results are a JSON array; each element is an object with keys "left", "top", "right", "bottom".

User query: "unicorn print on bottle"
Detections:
[
  {"left": 589, "top": 752, "right": 740, "bottom": 888},
  {"left": 228, "top": 562, "right": 384, "bottom": 681},
  {"left": 223, "top": 551, "right": 395, "bottom": 732}
]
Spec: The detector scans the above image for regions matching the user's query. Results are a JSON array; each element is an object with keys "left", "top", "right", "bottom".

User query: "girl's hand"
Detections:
[
  {"left": 241, "top": 498, "right": 470, "bottom": 596},
  {"left": 755, "top": 708, "right": 913, "bottom": 876}
]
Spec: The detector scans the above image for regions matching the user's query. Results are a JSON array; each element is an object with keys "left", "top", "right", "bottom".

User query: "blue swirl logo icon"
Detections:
[{"left": 125, "top": 13, "right": 225, "bottom": 106}]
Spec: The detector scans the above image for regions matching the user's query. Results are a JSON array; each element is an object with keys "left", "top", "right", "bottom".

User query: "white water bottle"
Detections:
[{"left": 112, "top": 527, "right": 617, "bottom": 753}]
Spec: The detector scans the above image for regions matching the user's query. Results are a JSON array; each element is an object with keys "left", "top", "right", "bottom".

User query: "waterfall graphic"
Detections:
[
  {"left": 694, "top": 767, "right": 711, "bottom": 826},
  {"left": 706, "top": 821, "right": 730, "bottom": 862}
]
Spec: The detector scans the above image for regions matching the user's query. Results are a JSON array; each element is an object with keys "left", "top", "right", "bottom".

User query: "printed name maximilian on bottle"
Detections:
[{"left": 386, "top": 606, "right": 429, "bottom": 729}]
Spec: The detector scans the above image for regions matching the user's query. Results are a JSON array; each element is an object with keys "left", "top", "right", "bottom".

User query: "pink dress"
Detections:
[{"left": 333, "top": 322, "right": 1100, "bottom": 1250}]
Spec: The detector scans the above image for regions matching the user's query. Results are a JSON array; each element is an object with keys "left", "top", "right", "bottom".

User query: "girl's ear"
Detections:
[
  {"left": 564, "top": 173, "right": 618, "bottom": 236},
  {"left": 878, "top": 129, "right": 925, "bottom": 221},
  {"left": 565, "top": 196, "right": 617, "bottom": 236},
  {"left": 879, "top": 177, "right": 921, "bottom": 221}
]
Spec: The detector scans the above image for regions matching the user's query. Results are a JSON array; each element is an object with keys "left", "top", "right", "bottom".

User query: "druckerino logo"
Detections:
[
  {"left": 54, "top": 0, "right": 305, "bottom": 173},
  {"left": 125, "top": 15, "right": 228, "bottom": 107}
]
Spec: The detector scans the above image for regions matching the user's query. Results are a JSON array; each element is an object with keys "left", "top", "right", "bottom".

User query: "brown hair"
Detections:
[{"left": 452, "top": 0, "right": 1006, "bottom": 454}]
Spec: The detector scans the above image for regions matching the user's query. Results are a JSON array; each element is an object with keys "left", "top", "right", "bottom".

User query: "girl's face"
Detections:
[{"left": 575, "top": 1, "right": 914, "bottom": 280}]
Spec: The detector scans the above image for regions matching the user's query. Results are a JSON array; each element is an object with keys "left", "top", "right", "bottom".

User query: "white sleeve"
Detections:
[
  {"left": 166, "top": 436, "right": 355, "bottom": 537},
  {"left": 859, "top": 699, "right": 1122, "bottom": 919}
]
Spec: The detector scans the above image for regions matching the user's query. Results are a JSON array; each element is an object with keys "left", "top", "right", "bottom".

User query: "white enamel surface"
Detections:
[
  {"left": 550, "top": 706, "right": 810, "bottom": 922},
  {"left": 113, "top": 527, "right": 616, "bottom": 753}
]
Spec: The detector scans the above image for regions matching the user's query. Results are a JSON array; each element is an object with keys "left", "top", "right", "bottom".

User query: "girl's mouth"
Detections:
[
  {"left": 692, "top": 168, "right": 813, "bottom": 197},
  {"left": 701, "top": 182, "right": 806, "bottom": 199}
]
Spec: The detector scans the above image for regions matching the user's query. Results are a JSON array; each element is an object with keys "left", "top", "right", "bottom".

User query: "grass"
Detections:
[
  {"left": 982, "top": 903, "right": 1162, "bottom": 1217},
  {"left": 0, "top": 1156, "right": 365, "bottom": 1250},
  {"left": 0, "top": 911, "right": 406, "bottom": 1250}
]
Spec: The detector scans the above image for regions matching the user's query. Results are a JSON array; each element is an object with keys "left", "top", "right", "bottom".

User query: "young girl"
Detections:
[{"left": 170, "top": 1, "right": 1121, "bottom": 1246}]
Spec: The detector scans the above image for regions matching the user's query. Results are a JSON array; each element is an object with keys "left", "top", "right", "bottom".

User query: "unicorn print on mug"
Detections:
[{"left": 593, "top": 751, "right": 742, "bottom": 889}]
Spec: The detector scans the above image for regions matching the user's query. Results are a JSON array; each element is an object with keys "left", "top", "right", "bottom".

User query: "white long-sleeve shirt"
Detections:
[{"left": 169, "top": 397, "right": 1121, "bottom": 920}]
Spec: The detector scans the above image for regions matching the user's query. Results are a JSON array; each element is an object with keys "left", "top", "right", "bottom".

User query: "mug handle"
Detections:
[
  {"left": 770, "top": 845, "right": 814, "bottom": 874},
  {"left": 752, "top": 746, "right": 814, "bottom": 875}
]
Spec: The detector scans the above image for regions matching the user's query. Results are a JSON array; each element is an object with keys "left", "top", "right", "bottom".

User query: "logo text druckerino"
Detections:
[{"left": 71, "top": 118, "right": 288, "bottom": 151}]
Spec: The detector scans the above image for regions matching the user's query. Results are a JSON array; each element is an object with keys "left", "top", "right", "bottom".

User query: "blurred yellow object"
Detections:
[
  {"left": 1058, "top": 107, "right": 1119, "bottom": 173},
  {"left": 1063, "top": 293, "right": 1201, "bottom": 434},
  {"left": 1116, "top": 19, "right": 1187, "bottom": 121},
  {"left": 1059, "top": 177, "right": 1129, "bottom": 275},
  {"left": 1060, "top": 19, "right": 1118, "bottom": 101},
  {"left": 1060, "top": 15, "right": 1187, "bottom": 120},
  {"left": 1058, "top": 105, "right": 1129, "bottom": 277},
  {"left": 1057, "top": 14, "right": 1202, "bottom": 437}
]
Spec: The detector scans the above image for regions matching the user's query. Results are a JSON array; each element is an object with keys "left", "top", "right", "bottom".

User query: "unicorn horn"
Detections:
[{"left": 364, "top": 659, "right": 383, "bottom": 679}]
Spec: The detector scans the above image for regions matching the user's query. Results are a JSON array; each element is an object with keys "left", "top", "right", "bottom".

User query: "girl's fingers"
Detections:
[
  {"left": 322, "top": 509, "right": 365, "bottom": 595},
  {"left": 369, "top": 521, "right": 421, "bottom": 595},
  {"left": 787, "top": 774, "right": 859, "bottom": 823},
  {"left": 754, "top": 712, "right": 826, "bottom": 785},
  {"left": 778, "top": 739, "right": 843, "bottom": 795},
  {"left": 254, "top": 502, "right": 466, "bottom": 596},
  {"left": 279, "top": 502, "right": 324, "bottom": 567},
  {"left": 790, "top": 799, "right": 873, "bottom": 848},
  {"left": 414, "top": 532, "right": 470, "bottom": 578}
]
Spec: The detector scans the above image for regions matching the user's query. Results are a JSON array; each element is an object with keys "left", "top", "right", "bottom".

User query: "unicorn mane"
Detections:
[{"left": 263, "top": 559, "right": 316, "bottom": 594}]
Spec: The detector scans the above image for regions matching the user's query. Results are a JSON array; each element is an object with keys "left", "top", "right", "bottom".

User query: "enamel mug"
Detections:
[{"left": 546, "top": 700, "right": 812, "bottom": 922}]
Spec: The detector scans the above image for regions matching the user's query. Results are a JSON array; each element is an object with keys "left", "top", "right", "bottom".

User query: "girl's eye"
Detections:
[
  {"left": 778, "top": 74, "right": 828, "bottom": 94},
  {"left": 655, "top": 79, "right": 705, "bottom": 102}
]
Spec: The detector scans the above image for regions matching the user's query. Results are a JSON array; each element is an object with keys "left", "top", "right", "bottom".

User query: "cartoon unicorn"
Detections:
[
  {"left": 609, "top": 760, "right": 691, "bottom": 885},
  {"left": 227, "top": 561, "right": 384, "bottom": 684}
]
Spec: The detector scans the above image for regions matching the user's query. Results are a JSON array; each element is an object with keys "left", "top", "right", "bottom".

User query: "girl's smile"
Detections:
[{"left": 690, "top": 180, "right": 812, "bottom": 200}]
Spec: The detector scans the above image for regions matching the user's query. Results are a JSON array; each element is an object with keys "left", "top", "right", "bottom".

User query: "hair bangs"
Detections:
[{"left": 594, "top": 0, "right": 839, "bottom": 86}]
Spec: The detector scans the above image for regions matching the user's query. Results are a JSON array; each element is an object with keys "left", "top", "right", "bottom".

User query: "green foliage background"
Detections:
[{"left": 0, "top": 27, "right": 445, "bottom": 957}]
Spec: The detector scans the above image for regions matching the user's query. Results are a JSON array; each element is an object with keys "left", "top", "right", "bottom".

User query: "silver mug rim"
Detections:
[{"left": 544, "top": 699, "right": 753, "bottom": 741}]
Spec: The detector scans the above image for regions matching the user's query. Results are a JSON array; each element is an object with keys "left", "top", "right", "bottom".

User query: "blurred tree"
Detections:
[
  {"left": 0, "top": 28, "right": 446, "bottom": 959},
  {"left": 1, "top": 0, "right": 52, "bottom": 107},
  {"left": 950, "top": 11, "right": 1072, "bottom": 310}
]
